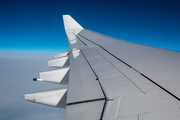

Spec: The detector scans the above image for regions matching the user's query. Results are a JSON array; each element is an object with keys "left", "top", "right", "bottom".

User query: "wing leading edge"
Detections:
[{"left": 24, "top": 15, "right": 180, "bottom": 120}]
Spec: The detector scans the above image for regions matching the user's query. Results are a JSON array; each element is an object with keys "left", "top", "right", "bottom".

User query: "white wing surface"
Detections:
[{"left": 25, "top": 15, "right": 180, "bottom": 120}]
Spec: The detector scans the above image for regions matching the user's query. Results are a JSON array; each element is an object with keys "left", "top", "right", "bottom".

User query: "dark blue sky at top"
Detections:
[{"left": 0, "top": 0, "right": 179, "bottom": 53}]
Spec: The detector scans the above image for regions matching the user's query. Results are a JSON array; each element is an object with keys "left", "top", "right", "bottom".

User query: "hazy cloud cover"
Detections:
[{"left": 0, "top": 52, "right": 66, "bottom": 120}]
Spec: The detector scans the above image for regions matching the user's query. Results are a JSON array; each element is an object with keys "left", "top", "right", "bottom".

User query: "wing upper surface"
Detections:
[
  {"left": 64, "top": 15, "right": 180, "bottom": 120},
  {"left": 24, "top": 15, "right": 180, "bottom": 120},
  {"left": 78, "top": 29, "right": 180, "bottom": 99}
]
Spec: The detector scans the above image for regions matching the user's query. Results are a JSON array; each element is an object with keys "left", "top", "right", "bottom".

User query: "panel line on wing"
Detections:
[
  {"left": 140, "top": 73, "right": 180, "bottom": 101},
  {"left": 100, "top": 100, "right": 107, "bottom": 120},
  {"left": 107, "top": 97, "right": 121, "bottom": 119},
  {"left": 80, "top": 49, "right": 110, "bottom": 120},
  {"left": 67, "top": 98, "right": 105, "bottom": 106},
  {"left": 80, "top": 49, "right": 108, "bottom": 98},
  {"left": 77, "top": 33, "right": 132, "bottom": 67},
  {"left": 72, "top": 32, "right": 87, "bottom": 46},
  {"left": 93, "top": 47, "right": 145, "bottom": 94},
  {"left": 80, "top": 50, "right": 99, "bottom": 80},
  {"left": 77, "top": 32, "right": 180, "bottom": 101},
  {"left": 115, "top": 97, "right": 121, "bottom": 118}
]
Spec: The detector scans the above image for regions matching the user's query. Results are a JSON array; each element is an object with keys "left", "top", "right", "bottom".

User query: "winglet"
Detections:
[{"left": 63, "top": 15, "right": 83, "bottom": 30}]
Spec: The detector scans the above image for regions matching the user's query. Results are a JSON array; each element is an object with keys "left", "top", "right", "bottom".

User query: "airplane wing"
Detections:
[{"left": 24, "top": 15, "right": 180, "bottom": 120}]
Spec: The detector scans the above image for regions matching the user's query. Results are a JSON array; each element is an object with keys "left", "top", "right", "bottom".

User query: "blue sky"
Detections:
[{"left": 0, "top": 0, "right": 179, "bottom": 53}]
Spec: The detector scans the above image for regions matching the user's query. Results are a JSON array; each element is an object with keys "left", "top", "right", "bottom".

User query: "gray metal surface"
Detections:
[
  {"left": 64, "top": 15, "right": 180, "bottom": 120},
  {"left": 65, "top": 100, "right": 105, "bottom": 120},
  {"left": 67, "top": 49, "right": 104, "bottom": 103},
  {"left": 79, "top": 29, "right": 180, "bottom": 99}
]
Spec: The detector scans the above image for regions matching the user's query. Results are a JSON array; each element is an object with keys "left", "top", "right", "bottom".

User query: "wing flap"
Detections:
[
  {"left": 67, "top": 49, "right": 105, "bottom": 103},
  {"left": 65, "top": 100, "right": 105, "bottom": 120}
]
